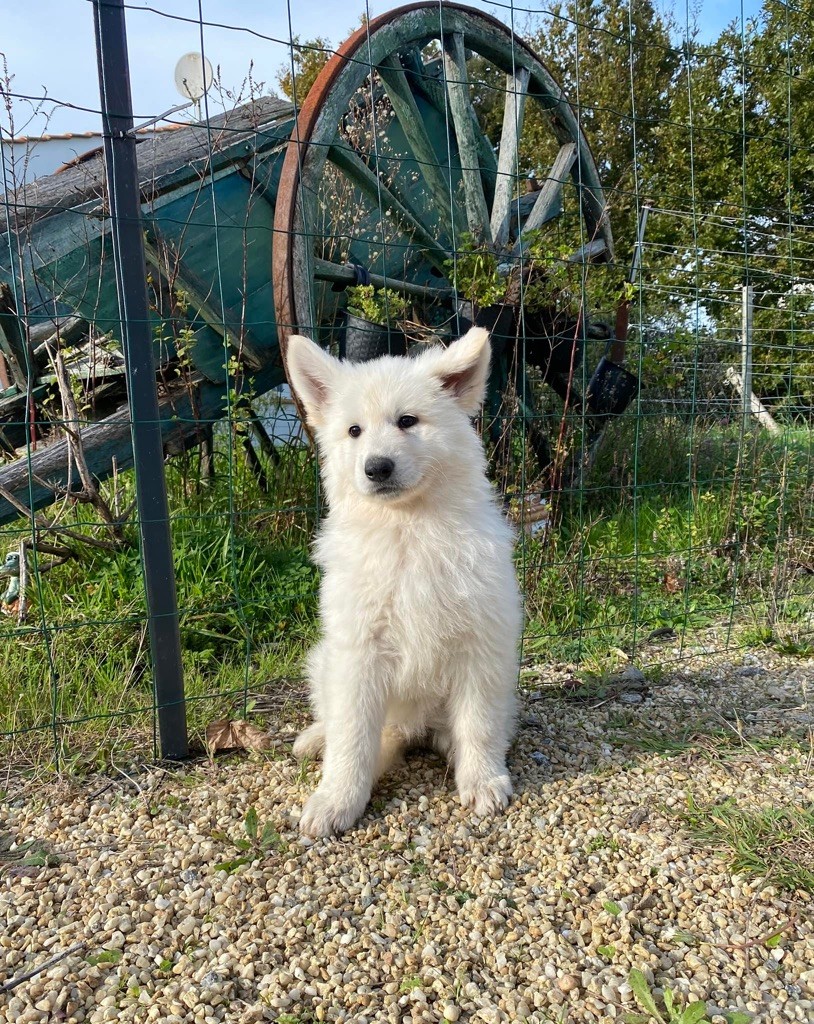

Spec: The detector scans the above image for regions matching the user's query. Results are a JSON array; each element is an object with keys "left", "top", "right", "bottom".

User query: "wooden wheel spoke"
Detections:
[
  {"left": 400, "top": 47, "right": 497, "bottom": 209},
  {"left": 510, "top": 143, "right": 577, "bottom": 256},
  {"left": 441, "top": 32, "right": 491, "bottom": 243},
  {"left": 376, "top": 53, "right": 464, "bottom": 238},
  {"left": 490, "top": 67, "right": 530, "bottom": 250},
  {"left": 274, "top": 1, "right": 614, "bottom": 409},
  {"left": 328, "top": 141, "right": 449, "bottom": 270}
]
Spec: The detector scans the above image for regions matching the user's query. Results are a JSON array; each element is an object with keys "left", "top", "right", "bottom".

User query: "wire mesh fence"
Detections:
[{"left": 1, "top": 0, "right": 812, "bottom": 769}]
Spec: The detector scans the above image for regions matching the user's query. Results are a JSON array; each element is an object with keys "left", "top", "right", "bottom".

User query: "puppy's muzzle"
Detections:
[{"left": 365, "top": 456, "right": 395, "bottom": 483}]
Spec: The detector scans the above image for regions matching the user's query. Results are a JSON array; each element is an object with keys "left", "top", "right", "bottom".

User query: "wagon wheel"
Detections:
[{"left": 273, "top": 1, "right": 614, "bottom": 478}]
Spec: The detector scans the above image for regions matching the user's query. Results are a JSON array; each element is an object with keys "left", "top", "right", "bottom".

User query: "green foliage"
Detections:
[
  {"left": 626, "top": 968, "right": 715, "bottom": 1024},
  {"left": 275, "top": 36, "right": 332, "bottom": 103},
  {"left": 445, "top": 234, "right": 505, "bottom": 308},
  {"left": 519, "top": 232, "right": 629, "bottom": 318},
  {"left": 0, "top": 444, "right": 320, "bottom": 756},
  {"left": 522, "top": 420, "right": 814, "bottom": 663},
  {"left": 213, "top": 806, "right": 286, "bottom": 873},
  {"left": 346, "top": 284, "right": 409, "bottom": 325},
  {"left": 86, "top": 950, "right": 123, "bottom": 967},
  {"left": 519, "top": 0, "right": 680, "bottom": 266}
]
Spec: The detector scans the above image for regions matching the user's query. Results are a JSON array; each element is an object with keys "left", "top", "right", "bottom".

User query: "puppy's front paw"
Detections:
[
  {"left": 458, "top": 773, "right": 512, "bottom": 816},
  {"left": 299, "top": 788, "right": 366, "bottom": 837}
]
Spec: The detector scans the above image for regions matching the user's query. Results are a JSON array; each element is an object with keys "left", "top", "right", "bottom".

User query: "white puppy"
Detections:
[{"left": 285, "top": 327, "right": 523, "bottom": 837}]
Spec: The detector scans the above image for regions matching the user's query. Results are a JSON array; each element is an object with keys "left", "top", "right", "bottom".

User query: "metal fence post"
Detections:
[
  {"left": 741, "top": 284, "right": 754, "bottom": 432},
  {"left": 92, "top": 0, "right": 188, "bottom": 759}
]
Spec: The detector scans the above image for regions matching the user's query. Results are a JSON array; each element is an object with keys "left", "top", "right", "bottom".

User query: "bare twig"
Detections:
[
  {"left": 43, "top": 527, "right": 123, "bottom": 552},
  {"left": 51, "top": 350, "right": 123, "bottom": 543},
  {"left": 0, "top": 483, "right": 35, "bottom": 520},
  {"left": 0, "top": 941, "right": 87, "bottom": 994},
  {"left": 22, "top": 540, "right": 73, "bottom": 558}
]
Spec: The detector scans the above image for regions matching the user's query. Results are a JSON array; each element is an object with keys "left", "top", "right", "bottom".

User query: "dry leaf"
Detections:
[
  {"left": 206, "top": 719, "right": 272, "bottom": 754},
  {"left": 663, "top": 572, "right": 682, "bottom": 594}
]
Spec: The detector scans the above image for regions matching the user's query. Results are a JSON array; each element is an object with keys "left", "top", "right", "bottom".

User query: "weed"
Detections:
[
  {"left": 625, "top": 967, "right": 752, "bottom": 1024},
  {"left": 296, "top": 756, "right": 315, "bottom": 785},
  {"left": 212, "top": 805, "right": 286, "bottom": 873},
  {"left": 399, "top": 975, "right": 423, "bottom": 994},
  {"left": 85, "top": 950, "right": 123, "bottom": 966},
  {"left": 587, "top": 834, "right": 621, "bottom": 854},
  {"left": 683, "top": 797, "right": 814, "bottom": 893}
]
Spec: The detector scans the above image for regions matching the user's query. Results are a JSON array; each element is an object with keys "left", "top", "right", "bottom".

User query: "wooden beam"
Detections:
[
  {"left": 442, "top": 32, "right": 491, "bottom": 243},
  {"left": 376, "top": 53, "right": 464, "bottom": 238},
  {"left": 511, "top": 143, "right": 576, "bottom": 256},
  {"left": 328, "top": 141, "right": 449, "bottom": 269},
  {"left": 724, "top": 367, "right": 781, "bottom": 434},
  {"left": 313, "top": 258, "right": 450, "bottom": 301},
  {"left": 490, "top": 67, "right": 530, "bottom": 249},
  {"left": 400, "top": 48, "right": 497, "bottom": 210}
]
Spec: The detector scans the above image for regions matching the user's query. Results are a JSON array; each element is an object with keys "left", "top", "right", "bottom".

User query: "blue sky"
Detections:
[{"left": 3, "top": 0, "right": 763, "bottom": 139}]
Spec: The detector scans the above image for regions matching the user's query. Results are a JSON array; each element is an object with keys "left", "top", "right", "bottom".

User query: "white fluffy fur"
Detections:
[{"left": 286, "top": 328, "right": 523, "bottom": 837}]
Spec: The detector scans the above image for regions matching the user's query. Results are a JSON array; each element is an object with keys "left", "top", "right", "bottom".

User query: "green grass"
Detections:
[
  {"left": 521, "top": 417, "right": 814, "bottom": 662},
  {"left": 1, "top": 418, "right": 812, "bottom": 768},
  {"left": 0, "top": 441, "right": 320, "bottom": 763},
  {"left": 683, "top": 797, "right": 814, "bottom": 893}
]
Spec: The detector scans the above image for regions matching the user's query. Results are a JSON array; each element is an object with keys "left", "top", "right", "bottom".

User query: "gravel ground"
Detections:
[{"left": 1, "top": 648, "right": 812, "bottom": 1024}]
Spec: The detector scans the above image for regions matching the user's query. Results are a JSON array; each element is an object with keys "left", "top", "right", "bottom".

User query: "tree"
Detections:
[
  {"left": 524, "top": 0, "right": 682, "bottom": 264},
  {"left": 275, "top": 37, "right": 333, "bottom": 104}
]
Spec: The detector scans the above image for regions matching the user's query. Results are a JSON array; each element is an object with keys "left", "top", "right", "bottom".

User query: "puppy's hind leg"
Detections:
[
  {"left": 294, "top": 641, "right": 328, "bottom": 760},
  {"left": 293, "top": 721, "right": 325, "bottom": 760}
]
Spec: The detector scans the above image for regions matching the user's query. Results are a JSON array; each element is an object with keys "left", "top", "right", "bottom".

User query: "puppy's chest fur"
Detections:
[{"left": 315, "top": 508, "right": 504, "bottom": 683}]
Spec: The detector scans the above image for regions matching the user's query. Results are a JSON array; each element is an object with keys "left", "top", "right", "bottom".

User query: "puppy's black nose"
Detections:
[{"left": 365, "top": 456, "right": 395, "bottom": 482}]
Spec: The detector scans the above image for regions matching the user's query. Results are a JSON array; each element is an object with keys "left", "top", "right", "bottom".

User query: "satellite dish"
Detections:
[{"left": 174, "top": 53, "right": 214, "bottom": 102}]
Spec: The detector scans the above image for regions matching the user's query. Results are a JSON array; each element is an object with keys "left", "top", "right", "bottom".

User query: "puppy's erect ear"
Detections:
[
  {"left": 423, "top": 327, "right": 491, "bottom": 415},
  {"left": 286, "top": 334, "right": 342, "bottom": 428}
]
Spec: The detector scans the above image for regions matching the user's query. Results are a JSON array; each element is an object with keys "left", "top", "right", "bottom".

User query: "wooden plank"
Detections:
[
  {"left": 1, "top": 96, "right": 295, "bottom": 234},
  {"left": 0, "top": 376, "right": 207, "bottom": 525},
  {"left": 376, "top": 53, "right": 465, "bottom": 238},
  {"left": 328, "top": 141, "right": 449, "bottom": 269},
  {"left": 142, "top": 236, "right": 264, "bottom": 373},
  {"left": 400, "top": 48, "right": 497, "bottom": 209},
  {"left": 442, "top": 33, "right": 491, "bottom": 242},
  {"left": 0, "top": 284, "right": 34, "bottom": 387},
  {"left": 313, "top": 258, "right": 449, "bottom": 301},
  {"left": 0, "top": 358, "right": 285, "bottom": 526},
  {"left": 511, "top": 143, "right": 576, "bottom": 256},
  {"left": 490, "top": 68, "right": 530, "bottom": 249},
  {"left": 724, "top": 367, "right": 781, "bottom": 434}
]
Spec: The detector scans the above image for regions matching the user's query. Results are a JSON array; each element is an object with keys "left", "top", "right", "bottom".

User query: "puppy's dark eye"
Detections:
[
  {"left": 348, "top": 425, "right": 362, "bottom": 438},
  {"left": 397, "top": 415, "right": 418, "bottom": 430}
]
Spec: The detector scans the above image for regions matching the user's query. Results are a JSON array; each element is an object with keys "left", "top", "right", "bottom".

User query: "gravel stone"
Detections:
[{"left": 1, "top": 649, "right": 812, "bottom": 1023}]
